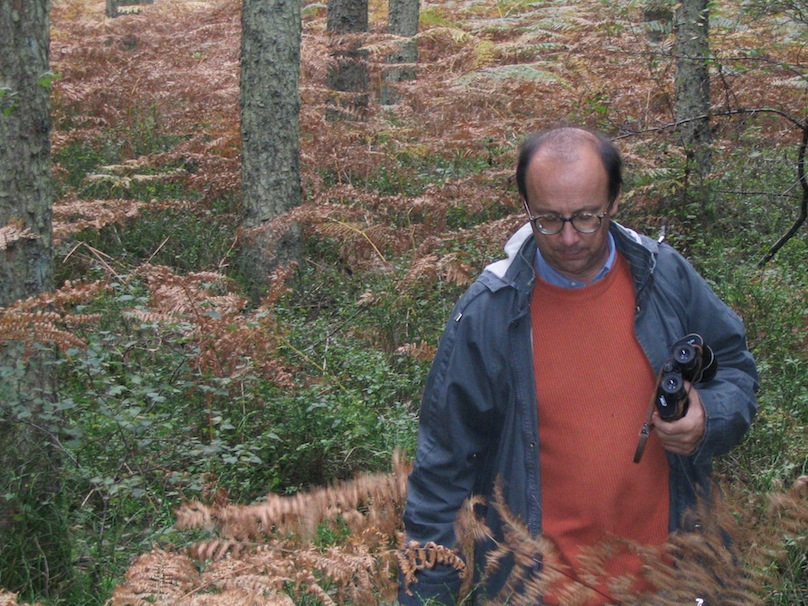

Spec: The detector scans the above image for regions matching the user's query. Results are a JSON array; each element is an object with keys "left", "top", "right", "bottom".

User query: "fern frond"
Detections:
[
  {"left": 0, "top": 224, "right": 38, "bottom": 250},
  {"left": 465, "top": 476, "right": 808, "bottom": 605},
  {"left": 122, "top": 263, "right": 293, "bottom": 385},
  {"left": 416, "top": 26, "right": 473, "bottom": 46},
  {"left": 189, "top": 539, "right": 248, "bottom": 562},
  {"left": 53, "top": 196, "right": 145, "bottom": 242},
  {"left": 177, "top": 451, "right": 410, "bottom": 540},
  {"left": 150, "top": 455, "right": 410, "bottom": 604},
  {"left": 398, "top": 541, "right": 467, "bottom": 597},
  {"left": 109, "top": 548, "right": 200, "bottom": 606},
  {"left": 318, "top": 219, "right": 391, "bottom": 266},
  {"left": 0, "top": 280, "right": 110, "bottom": 352},
  {"left": 399, "top": 252, "right": 474, "bottom": 287}
]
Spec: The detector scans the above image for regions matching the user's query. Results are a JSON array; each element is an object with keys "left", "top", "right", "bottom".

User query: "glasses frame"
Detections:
[{"left": 522, "top": 199, "right": 609, "bottom": 236}]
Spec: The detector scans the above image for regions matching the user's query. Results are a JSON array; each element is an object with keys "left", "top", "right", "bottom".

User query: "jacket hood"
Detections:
[{"left": 484, "top": 223, "right": 534, "bottom": 279}]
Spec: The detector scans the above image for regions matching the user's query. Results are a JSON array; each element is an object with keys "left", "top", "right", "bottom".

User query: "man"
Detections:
[{"left": 398, "top": 127, "right": 758, "bottom": 605}]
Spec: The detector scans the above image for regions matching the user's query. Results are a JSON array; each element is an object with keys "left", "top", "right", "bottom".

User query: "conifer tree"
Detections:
[
  {"left": 327, "top": 0, "right": 370, "bottom": 116},
  {"left": 0, "top": 0, "right": 70, "bottom": 595},
  {"left": 239, "top": 0, "right": 303, "bottom": 295},
  {"left": 381, "top": 0, "right": 420, "bottom": 105},
  {"left": 673, "top": 0, "right": 713, "bottom": 218}
]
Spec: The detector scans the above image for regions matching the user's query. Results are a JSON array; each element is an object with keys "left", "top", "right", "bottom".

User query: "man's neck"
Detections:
[{"left": 534, "top": 232, "right": 616, "bottom": 288}]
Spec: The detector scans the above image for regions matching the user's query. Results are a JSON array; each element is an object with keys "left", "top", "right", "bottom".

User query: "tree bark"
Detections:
[
  {"left": 673, "top": 0, "right": 713, "bottom": 218},
  {"left": 0, "top": 0, "right": 69, "bottom": 595},
  {"left": 239, "top": 0, "right": 303, "bottom": 297},
  {"left": 381, "top": 0, "right": 419, "bottom": 105},
  {"left": 326, "top": 0, "right": 369, "bottom": 117}
]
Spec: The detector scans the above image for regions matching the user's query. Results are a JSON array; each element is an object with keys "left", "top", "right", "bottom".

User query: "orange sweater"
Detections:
[{"left": 530, "top": 253, "right": 669, "bottom": 604}]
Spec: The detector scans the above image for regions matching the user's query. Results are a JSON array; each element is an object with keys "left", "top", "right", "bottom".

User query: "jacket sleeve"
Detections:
[
  {"left": 398, "top": 285, "right": 502, "bottom": 606},
  {"left": 665, "top": 249, "right": 760, "bottom": 463}
]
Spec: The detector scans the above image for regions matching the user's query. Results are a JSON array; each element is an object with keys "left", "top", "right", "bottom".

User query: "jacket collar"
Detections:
[
  {"left": 482, "top": 221, "right": 658, "bottom": 289},
  {"left": 610, "top": 222, "right": 658, "bottom": 296}
]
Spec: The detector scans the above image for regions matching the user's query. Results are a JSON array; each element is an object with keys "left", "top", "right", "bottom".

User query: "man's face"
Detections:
[{"left": 523, "top": 145, "right": 617, "bottom": 284}]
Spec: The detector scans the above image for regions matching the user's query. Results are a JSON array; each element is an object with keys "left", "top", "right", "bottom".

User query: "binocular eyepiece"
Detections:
[{"left": 655, "top": 334, "right": 717, "bottom": 421}]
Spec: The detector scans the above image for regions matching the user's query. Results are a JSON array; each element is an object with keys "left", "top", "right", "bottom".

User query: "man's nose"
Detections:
[{"left": 558, "top": 220, "right": 579, "bottom": 245}]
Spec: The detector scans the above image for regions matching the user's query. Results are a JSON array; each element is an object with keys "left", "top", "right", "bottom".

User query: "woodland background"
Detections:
[{"left": 0, "top": 0, "right": 806, "bottom": 604}]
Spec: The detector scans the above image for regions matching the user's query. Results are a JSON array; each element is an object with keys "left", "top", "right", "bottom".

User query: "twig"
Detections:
[
  {"left": 145, "top": 235, "right": 171, "bottom": 265},
  {"left": 758, "top": 118, "right": 808, "bottom": 266},
  {"left": 614, "top": 107, "right": 805, "bottom": 140},
  {"left": 20, "top": 418, "right": 82, "bottom": 469},
  {"left": 63, "top": 241, "right": 125, "bottom": 280}
]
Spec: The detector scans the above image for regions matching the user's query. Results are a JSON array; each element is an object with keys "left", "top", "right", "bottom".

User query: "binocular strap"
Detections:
[{"left": 633, "top": 368, "right": 663, "bottom": 464}]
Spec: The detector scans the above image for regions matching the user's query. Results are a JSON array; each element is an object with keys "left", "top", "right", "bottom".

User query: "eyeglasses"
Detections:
[{"left": 522, "top": 200, "right": 609, "bottom": 235}]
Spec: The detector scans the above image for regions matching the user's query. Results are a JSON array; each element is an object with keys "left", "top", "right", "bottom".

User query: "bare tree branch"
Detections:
[
  {"left": 758, "top": 118, "right": 808, "bottom": 266},
  {"left": 615, "top": 108, "right": 807, "bottom": 266}
]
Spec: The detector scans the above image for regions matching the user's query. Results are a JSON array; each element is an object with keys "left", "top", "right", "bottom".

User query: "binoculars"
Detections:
[{"left": 655, "top": 334, "right": 718, "bottom": 421}]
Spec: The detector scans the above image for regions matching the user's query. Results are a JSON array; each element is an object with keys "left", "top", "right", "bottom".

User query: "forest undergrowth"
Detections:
[{"left": 0, "top": 0, "right": 805, "bottom": 604}]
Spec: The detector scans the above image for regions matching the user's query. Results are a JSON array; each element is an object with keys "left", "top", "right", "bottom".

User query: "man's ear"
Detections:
[{"left": 608, "top": 192, "right": 621, "bottom": 216}]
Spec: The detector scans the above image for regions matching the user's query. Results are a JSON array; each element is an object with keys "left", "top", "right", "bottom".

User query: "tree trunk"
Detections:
[
  {"left": 381, "top": 0, "right": 419, "bottom": 105},
  {"left": 239, "top": 0, "right": 303, "bottom": 297},
  {"left": 673, "top": 0, "right": 713, "bottom": 218},
  {"left": 0, "top": 0, "right": 70, "bottom": 596},
  {"left": 326, "top": 0, "right": 369, "bottom": 118}
]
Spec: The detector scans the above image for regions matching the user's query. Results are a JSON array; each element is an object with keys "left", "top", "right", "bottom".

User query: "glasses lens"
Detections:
[
  {"left": 536, "top": 215, "right": 563, "bottom": 235},
  {"left": 571, "top": 213, "right": 602, "bottom": 233}
]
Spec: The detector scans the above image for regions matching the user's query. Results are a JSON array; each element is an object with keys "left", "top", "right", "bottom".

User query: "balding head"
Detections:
[{"left": 516, "top": 127, "right": 623, "bottom": 206}]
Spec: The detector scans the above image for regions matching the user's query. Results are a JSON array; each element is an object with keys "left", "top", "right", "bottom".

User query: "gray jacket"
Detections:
[{"left": 399, "top": 221, "right": 759, "bottom": 605}]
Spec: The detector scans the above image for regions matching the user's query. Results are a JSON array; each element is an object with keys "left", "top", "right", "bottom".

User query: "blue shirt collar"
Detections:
[{"left": 534, "top": 232, "right": 616, "bottom": 288}]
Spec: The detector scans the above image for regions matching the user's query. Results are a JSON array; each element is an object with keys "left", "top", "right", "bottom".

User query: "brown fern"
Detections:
[
  {"left": 0, "top": 590, "right": 45, "bottom": 606},
  {"left": 109, "top": 453, "right": 411, "bottom": 605},
  {"left": 0, "top": 280, "right": 110, "bottom": 353},
  {"left": 0, "top": 224, "right": 39, "bottom": 250},
  {"left": 128, "top": 263, "right": 293, "bottom": 386},
  {"left": 105, "top": 449, "right": 807, "bottom": 606},
  {"left": 109, "top": 548, "right": 200, "bottom": 605},
  {"left": 464, "top": 477, "right": 808, "bottom": 605},
  {"left": 43, "top": 1, "right": 808, "bottom": 605}
]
